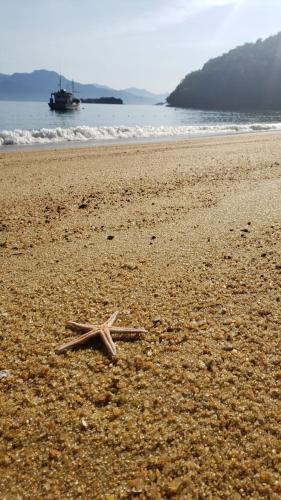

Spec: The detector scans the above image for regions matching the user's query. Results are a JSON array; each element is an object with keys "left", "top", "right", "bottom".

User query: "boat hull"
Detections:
[{"left": 48, "top": 102, "right": 80, "bottom": 111}]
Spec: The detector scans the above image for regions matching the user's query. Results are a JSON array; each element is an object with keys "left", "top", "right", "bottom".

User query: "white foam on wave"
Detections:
[{"left": 1, "top": 123, "right": 281, "bottom": 147}]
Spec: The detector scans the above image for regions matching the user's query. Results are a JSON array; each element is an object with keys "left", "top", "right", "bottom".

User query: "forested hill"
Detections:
[{"left": 167, "top": 32, "right": 281, "bottom": 111}]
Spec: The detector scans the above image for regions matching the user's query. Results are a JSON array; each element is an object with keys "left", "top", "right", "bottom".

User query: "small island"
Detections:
[{"left": 81, "top": 97, "right": 123, "bottom": 104}]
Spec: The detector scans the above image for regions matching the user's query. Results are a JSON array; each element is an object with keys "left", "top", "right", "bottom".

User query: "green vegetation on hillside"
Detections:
[{"left": 167, "top": 32, "right": 281, "bottom": 110}]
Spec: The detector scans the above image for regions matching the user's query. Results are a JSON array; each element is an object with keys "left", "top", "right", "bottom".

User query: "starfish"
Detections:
[{"left": 56, "top": 311, "right": 146, "bottom": 356}]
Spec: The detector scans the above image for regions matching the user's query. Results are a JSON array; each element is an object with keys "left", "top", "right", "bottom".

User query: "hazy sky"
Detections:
[{"left": 1, "top": 0, "right": 281, "bottom": 93}]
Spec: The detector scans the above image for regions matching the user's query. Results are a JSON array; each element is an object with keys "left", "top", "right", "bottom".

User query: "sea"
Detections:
[{"left": 1, "top": 100, "right": 281, "bottom": 150}]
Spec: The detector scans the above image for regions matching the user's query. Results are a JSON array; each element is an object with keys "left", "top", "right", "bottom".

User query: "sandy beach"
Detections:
[{"left": 0, "top": 133, "right": 281, "bottom": 498}]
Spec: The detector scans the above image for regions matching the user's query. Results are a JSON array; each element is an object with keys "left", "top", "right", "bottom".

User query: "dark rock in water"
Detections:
[
  {"left": 81, "top": 97, "right": 123, "bottom": 105},
  {"left": 107, "top": 235, "right": 114, "bottom": 240}
]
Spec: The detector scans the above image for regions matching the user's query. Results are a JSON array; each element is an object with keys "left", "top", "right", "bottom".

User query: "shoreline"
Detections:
[
  {"left": 1, "top": 127, "right": 281, "bottom": 154},
  {"left": 1, "top": 133, "right": 281, "bottom": 497}
]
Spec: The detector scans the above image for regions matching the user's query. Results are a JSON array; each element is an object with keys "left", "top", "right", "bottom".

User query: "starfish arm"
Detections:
[
  {"left": 105, "top": 311, "right": 119, "bottom": 327},
  {"left": 101, "top": 328, "right": 117, "bottom": 356},
  {"left": 56, "top": 328, "right": 100, "bottom": 353},
  {"left": 66, "top": 321, "right": 95, "bottom": 332},
  {"left": 58, "top": 311, "right": 145, "bottom": 357},
  {"left": 110, "top": 326, "right": 147, "bottom": 334}
]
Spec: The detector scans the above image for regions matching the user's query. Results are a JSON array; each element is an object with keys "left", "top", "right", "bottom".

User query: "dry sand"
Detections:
[{"left": 0, "top": 133, "right": 281, "bottom": 498}]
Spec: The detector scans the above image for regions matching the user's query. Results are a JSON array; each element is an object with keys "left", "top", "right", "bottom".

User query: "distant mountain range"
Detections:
[
  {"left": 0, "top": 70, "right": 168, "bottom": 105},
  {"left": 167, "top": 32, "right": 281, "bottom": 111}
]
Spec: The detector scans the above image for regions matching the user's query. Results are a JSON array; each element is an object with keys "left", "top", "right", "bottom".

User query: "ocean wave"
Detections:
[{"left": 1, "top": 123, "right": 281, "bottom": 147}]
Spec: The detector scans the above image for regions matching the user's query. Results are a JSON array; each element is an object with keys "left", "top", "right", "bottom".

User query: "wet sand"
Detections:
[{"left": 0, "top": 134, "right": 281, "bottom": 498}]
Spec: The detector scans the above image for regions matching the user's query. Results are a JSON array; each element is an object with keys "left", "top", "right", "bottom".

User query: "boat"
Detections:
[{"left": 48, "top": 77, "right": 80, "bottom": 111}]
